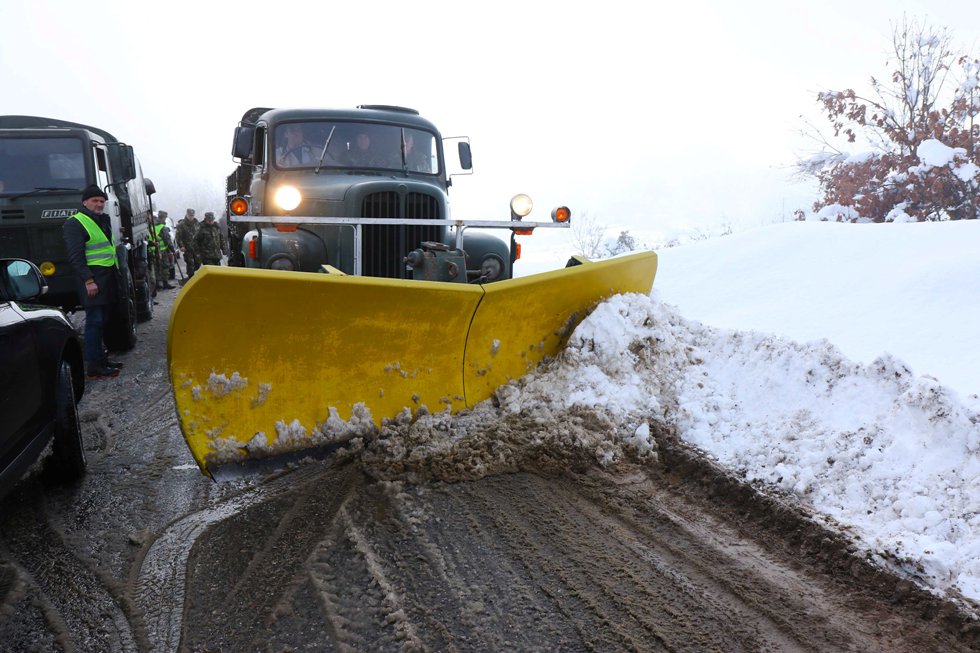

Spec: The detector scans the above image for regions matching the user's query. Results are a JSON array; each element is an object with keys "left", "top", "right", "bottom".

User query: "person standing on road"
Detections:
[
  {"left": 194, "top": 211, "right": 226, "bottom": 266},
  {"left": 149, "top": 211, "right": 176, "bottom": 289},
  {"left": 62, "top": 185, "right": 123, "bottom": 379},
  {"left": 175, "top": 208, "right": 201, "bottom": 278}
]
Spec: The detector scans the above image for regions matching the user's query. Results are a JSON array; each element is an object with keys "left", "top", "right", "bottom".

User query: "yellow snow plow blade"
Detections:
[
  {"left": 463, "top": 252, "right": 659, "bottom": 400},
  {"left": 169, "top": 252, "right": 657, "bottom": 477}
]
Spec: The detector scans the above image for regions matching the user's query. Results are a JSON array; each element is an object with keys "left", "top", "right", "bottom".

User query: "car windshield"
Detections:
[
  {"left": 0, "top": 137, "right": 87, "bottom": 195},
  {"left": 273, "top": 122, "right": 438, "bottom": 174}
]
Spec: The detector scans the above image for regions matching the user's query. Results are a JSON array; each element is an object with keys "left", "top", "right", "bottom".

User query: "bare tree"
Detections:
[
  {"left": 568, "top": 211, "right": 606, "bottom": 258},
  {"left": 799, "top": 16, "right": 980, "bottom": 221},
  {"left": 604, "top": 230, "right": 643, "bottom": 256}
]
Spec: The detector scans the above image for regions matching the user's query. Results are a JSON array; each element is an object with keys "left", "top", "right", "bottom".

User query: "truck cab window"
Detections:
[
  {"left": 0, "top": 137, "right": 87, "bottom": 193},
  {"left": 94, "top": 146, "right": 109, "bottom": 190}
]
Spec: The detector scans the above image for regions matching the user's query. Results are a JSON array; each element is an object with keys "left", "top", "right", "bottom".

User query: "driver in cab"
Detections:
[{"left": 276, "top": 124, "right": 318, "bottom": 167}]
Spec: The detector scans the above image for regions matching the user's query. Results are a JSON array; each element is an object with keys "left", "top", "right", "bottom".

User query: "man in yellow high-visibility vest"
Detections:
[{"left": 63, "top": 185, "right": 123, "bottom": 379}]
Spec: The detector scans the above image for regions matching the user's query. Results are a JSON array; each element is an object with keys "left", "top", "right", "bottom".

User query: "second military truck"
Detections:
[{"left": 0, "top": 115, "right": 157, "bottom": 351}]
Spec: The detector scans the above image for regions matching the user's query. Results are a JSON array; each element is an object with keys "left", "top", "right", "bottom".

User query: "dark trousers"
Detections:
[{"left": 84, "top": 304, "right": 111, "bottom": 365}]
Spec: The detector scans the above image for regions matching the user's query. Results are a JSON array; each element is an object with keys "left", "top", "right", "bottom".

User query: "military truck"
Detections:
[
  {"left": 168, "top": 104, "right": 667, "bottom": 479},
  {"left": 225, "top": 105, "right": 513, "bottom": 282},
  {"left": 0, "top": 115, "right": 156, "bottom": 351}
]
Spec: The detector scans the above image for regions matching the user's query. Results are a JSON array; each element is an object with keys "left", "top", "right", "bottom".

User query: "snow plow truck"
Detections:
[{"left": 168, "top": 105, "right": 658, "bottom": 478}]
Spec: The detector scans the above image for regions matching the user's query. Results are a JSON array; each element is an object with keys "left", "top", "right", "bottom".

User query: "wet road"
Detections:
[{"left": 1, "top": 284, "right": 978, "bottom": 652}]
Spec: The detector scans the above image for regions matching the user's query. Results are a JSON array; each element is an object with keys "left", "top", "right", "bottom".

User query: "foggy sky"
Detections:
[{"left": 5, "top": 0, "right": 979, "bottom": 263}]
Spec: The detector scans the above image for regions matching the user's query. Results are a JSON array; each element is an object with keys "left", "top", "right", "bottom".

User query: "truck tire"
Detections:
[
  {"left": 105, "top": 296, "right": 138, "bottom": 351},
  {"left": 49, "top": 359, "right": 86, "bottom": 482},
  {"left": 105, "top": 253, "right": 138, "bottom": 351},
  {"left": 135, "top": 276, "right": 153, "bottom": 322}
]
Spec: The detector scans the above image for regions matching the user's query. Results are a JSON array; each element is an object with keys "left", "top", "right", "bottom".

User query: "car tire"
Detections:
[{"left": 50, "top": 359, "right": 86, "bottom": 482}]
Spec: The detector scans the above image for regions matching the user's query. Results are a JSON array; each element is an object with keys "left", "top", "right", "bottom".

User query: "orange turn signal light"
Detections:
[
  {"left": 551, "top": 206, "right": 571, "bottom": 223},
  {"left": 514, "top": 242, "right": 522, "bottom": 260},
  {"left": 229, "top": 197, "right": 249, "bottom": 216},
  {"left": 248, "top": 236, "right": 258, "bottom": 259},
  {"left": 513, "top": 228, "right": 534, "bottom": 236}
]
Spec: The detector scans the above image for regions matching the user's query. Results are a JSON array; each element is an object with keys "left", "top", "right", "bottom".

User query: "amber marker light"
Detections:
[
  {"left": 229, "top": 197, "right": 249, "bottom": 215},
  {"left": 39, "top": 261, "right": 56, "bottom": 276},
  {"left": 552, "top": 206, "right": 571, "bottom": 223},
  {"left": 248, "top": 236, "right": 258, "bottom": 259}
]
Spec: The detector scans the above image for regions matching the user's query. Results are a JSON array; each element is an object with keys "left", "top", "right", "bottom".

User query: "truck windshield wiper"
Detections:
[
  {"left": 8, "top": 187, "right": 80, "bottom": 201},
  {"left": 315, "top": 126, "right": 337, "bottom": 175}
]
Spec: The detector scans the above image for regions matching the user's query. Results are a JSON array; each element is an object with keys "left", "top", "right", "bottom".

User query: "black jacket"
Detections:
[{"left": 63, "top": 208, "right": 119, "bottom": 308}]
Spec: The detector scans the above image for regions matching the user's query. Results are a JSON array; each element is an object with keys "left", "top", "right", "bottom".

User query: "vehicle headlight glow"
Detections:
[
  {"left": 510, "top": 193, "right": 533, "bottom": 219},
  {"left": 274, "top": 186, "right": 302, "bottom": 211},
  {"left": 39, "top": 261, "right": 56, "bottom": 276}
]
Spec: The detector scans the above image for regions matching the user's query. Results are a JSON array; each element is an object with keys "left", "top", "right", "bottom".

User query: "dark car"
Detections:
[{"left": 0, "top": 258, "right": 86, "bottom": 499}]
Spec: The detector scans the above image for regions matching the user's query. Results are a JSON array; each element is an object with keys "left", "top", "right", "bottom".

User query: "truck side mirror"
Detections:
[
  {"left": 232, "top": 126, "right": 255, "bottom": 160},
  {"left": 458, "top": 142, "right": 472, "bottom": 171},
  {"left": 111, "top": 144, "right": 137, "bottom": 181},
  {"left": 144, "top": 177, "right": 156, "bottom": 196}
]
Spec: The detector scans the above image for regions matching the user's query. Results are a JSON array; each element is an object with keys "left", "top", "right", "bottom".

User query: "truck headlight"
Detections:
[
  {"left": 268, "top": 255, "right": 296, "bottom": 271},
  {"left": 274, "top": 186, "right": 302, "bottom": 211},
  {"left": 480, "top": 254, "right": 504, "bottom": 281}
]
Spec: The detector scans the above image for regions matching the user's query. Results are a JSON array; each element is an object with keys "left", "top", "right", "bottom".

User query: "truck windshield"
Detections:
[
  {"left": 273, "top": 122, "right": 438, "bottom": 175},
  {"left": 0, "top": 137, "right": 87, "bottom": 195}
]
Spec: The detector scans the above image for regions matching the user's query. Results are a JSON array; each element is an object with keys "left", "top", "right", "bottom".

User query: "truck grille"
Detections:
[
  {"left": 0, "top": 226, "right": 29, "bottom": 258},
  {"left": 361, "top": 191, "right": 442, "bottom": 278}
]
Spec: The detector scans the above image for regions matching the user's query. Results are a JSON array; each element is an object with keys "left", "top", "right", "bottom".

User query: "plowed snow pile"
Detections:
[{"left": 353, "top": 291, "right": 979, "bottom": 611}]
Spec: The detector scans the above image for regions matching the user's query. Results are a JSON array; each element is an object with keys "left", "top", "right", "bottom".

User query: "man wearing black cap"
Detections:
[{"left": 63, "top": 184, "right": 124, "bottom": 379}]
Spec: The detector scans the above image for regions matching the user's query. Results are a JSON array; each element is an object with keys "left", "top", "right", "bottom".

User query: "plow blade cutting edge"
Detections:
[{"left": 168, "top": 251, "right": 658, "bottom": 477}]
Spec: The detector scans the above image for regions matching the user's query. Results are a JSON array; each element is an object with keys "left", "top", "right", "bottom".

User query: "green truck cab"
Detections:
[
  {"left": 226, "top": 105, "right": 511, "bottom": 282},
  {"left": 0, "top": 116, "right": 156, "bottom": 350}
]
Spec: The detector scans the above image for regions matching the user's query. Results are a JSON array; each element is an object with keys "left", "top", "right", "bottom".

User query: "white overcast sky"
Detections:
[{"left": 5, "top": 0, "right": 980, "bottom": 249}]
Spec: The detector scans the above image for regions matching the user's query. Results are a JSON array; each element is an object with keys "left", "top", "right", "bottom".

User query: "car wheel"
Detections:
[{"left": 50, "top": 359, "right": 86, "bottom": 482}]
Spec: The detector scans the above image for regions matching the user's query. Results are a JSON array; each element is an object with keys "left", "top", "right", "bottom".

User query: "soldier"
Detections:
[
  {"left": 149, "top": 211, "right": 176, "bottom": 289},
  {"left": 175, "top": 208, "right": 201, "bottom": 277},
  {"left": 194, "top": 211, "right": 226, "bottom": 266}
]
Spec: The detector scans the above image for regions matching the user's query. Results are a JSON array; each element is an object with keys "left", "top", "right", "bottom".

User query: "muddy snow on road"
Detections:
[{"left": 1, "top": 284, "right": 978, "bottom": 652}]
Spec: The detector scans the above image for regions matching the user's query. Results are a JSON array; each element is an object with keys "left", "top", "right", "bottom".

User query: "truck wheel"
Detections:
[
  {"left": 105, "top": 297, "right": 138, "bottom": 352},
  {"left": 49, "top": 359, "right": 86, "bottom": 482},
  {"left": 135, "top": 277, "right": 153, "bottom": 322}
]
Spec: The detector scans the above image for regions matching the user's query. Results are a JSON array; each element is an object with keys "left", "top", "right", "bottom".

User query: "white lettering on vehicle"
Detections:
[{"left": 41, "top": 209, "right": 76, "bottom": 218}]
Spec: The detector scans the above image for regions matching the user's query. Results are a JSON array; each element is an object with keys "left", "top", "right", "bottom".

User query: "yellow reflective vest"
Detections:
[
  {"left": 69, "top": 211, "right": 117, "bottom": 268},
  {"left": 150, "top": 223, "right": 169, "bottom": 252}
]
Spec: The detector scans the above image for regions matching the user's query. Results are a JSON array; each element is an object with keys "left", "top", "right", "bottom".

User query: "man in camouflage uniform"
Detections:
[
  {"left": 175, "top": 208, "right": 201, "bottom": 277},
  {"left": 149, "top": 211, "right": 176, "bottom": 289},
  {"left": 194, "top": 211, "right": 226, "bottom": 266}
]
